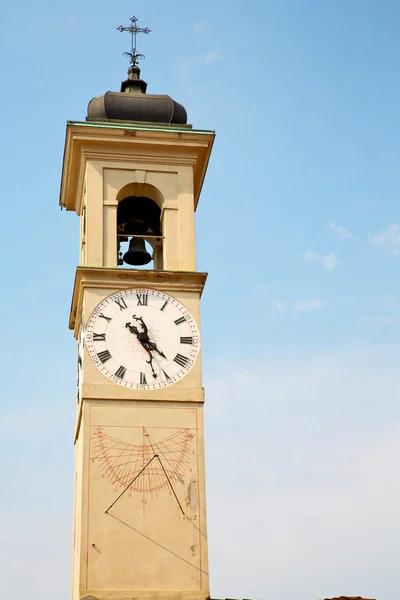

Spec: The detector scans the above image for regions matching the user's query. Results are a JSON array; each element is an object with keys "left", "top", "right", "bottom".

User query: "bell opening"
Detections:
[
  {"left": 117, "top": 195, "right": 162, "bottom": 270},
  {"left": 118, "top": 236, "right": 154, "bottom": 268},
  {"left": 117, "top": 196, "right": 161, "bottom": 236}
]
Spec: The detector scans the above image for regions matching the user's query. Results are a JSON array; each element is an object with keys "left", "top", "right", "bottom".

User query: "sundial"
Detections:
[{"left": 91, "top": 425, "right": 197, "bottom": 515}]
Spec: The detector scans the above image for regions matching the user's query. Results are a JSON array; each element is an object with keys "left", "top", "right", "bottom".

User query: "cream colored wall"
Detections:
[
  {"left": 70, "top": 273, "right": 209, "bottom": 600},
  {"left": 79, "top": 160, "right": 196, "bottom": 272},
  {"left": 74, "top": 400, "right": 209, "bottom": 600},
  {"left": 72, "top": 416, "right": 84, "bottom": 600}
]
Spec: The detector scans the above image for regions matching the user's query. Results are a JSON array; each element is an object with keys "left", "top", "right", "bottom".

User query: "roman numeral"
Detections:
[
  {"left": 93, "top": 333, "right": 106, "bottom": 341},
  {"left": 174, "top": 353, "right": 189, "bottom": 367},
  {"left": 99, "top": 313, "right": 111, "bottom": 322},
  {"left": 174, "top": 316, "right": 186, "bottom": 325},
  {"left": 97, "top": 350, "right": 111, "bottom": 363},
  {"left": 162, "top": 370, "right": 171, "bottom": 381},
  {"left": 136, "top": 293, "right": 148, "bottom": 306},
  {"left": 115, "top": 365, "right": 126, "bottom": 379},
  {"left": 140, "top": 372, "right": 147, "bottom": 384},
  {"left": 160, "top": 300, "right": 168, "bottom": 311},
  {"left": 180, "top": 336, "right": 193, "bottom": 345},
  {"left": 115, "top": 296, "right": 127, "bottom": 310}
]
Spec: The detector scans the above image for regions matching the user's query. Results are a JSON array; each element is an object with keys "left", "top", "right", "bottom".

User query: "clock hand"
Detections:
[
  {"left": 126, "top": 316, "right": 167, "bottom": 380},
  {"left": 145, "top": 349, "right": 158, "bottom": 380},
  {"left": 131, "top": 315, "right": 168, "bottom": 366},
  {"left": 125, "top": 318, "right": 157, "bottom": 379},
  {"left": 152, "top": 344, "right": 167, "bottom": 359},
  {"left": 132, "top": 314, "right": 148, "bottom": 335},
  {"left": 125, "top": 322, "right": 140, "bottom": 336}
]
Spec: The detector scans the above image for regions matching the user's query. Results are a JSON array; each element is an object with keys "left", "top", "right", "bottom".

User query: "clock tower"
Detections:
[{"left": 60, "top": 17, "right": 215, "bottom": 600}]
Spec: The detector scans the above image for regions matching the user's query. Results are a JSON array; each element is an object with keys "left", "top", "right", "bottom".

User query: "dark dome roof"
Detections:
[
  {"left": 87, "top": 65, "right": 187, "bottom": 125},
  {"left": 87, "top": 91, "right": 187, "bottom": 125}
]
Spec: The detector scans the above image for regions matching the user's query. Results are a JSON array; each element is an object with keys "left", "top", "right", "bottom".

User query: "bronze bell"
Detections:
[
  {"left": 123, "top": 237, "right": 152, "bottom": 266},
  {"left": 117, "top": 196, "right": 161, "bottom": 236}
]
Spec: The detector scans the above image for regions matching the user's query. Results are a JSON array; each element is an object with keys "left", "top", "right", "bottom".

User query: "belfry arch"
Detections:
[
  {"left": 116, "top": 182, "right": 164, "bottom": 207},
  {"left": 116, "top": 183, "right": 164, "bottom": 269}
]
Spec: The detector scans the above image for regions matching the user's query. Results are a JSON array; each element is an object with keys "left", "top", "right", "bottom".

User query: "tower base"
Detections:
[{"left": 81, "top": 591, "right": 210, "bottom": 600}]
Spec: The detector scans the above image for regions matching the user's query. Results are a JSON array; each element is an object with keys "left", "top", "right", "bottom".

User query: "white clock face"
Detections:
[{"left": 85, "top": 289, "right": 200, "bottom": 390}]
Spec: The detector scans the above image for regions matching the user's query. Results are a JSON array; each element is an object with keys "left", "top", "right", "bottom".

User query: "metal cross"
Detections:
[{"left": 117, "top": 16, "right": 151, "bottom": 66}]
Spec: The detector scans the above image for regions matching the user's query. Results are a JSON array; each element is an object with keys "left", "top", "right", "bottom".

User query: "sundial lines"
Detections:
[
  {"left": 91, "top": 426, "right": 195, "bottom": 503},
  {"left": 112, "top": 432, "right": 139, "bottom": 489},
  {"left": 144, "top": 428, "right": 192, "bottom": 487},
  {"left": 154, "top": 431, "right": 191, "bottom": 476},
  {"left": 95, "top": 428, "right": 134, "bottom": 487}
]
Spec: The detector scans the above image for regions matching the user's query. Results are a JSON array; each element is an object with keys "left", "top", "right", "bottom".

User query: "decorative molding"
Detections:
[
  {"left": 69, "top": 267, "right": 207, "bottom": 334},
  {"left": 60, "top": 123, "right": 214, "bottom": 213}
]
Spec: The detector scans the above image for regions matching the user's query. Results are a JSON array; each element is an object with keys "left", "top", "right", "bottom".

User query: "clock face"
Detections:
[{"left": 85, "top": 289, "right": 200, "bottom": 390}]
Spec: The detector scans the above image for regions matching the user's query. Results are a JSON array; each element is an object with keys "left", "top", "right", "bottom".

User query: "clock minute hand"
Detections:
[
  {"left": 127, "top": 316, "right": 158, "bottom": 379},
  {"left": 143, "top": 347, "right": 158, "bottom": 379},
  {"left": 152, "top": 343, "right": 167, "bottom": 359},
  {"left": 127, "top": 316, "right": 167, "bottom": 379}
]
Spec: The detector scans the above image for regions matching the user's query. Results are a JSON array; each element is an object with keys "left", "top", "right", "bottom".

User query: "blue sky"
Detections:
[{"left": 2, "top": 1, "right": 400, "bottom": 599}]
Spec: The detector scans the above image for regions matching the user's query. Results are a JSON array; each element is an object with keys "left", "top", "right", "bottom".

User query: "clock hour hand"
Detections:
[
  {"left": 132, "top": 314, "right": 149, "bottom": 336},
  {"left": 132, "top": 315, "right": 167, "bottom": 360},
  {"left": 125, "top": 322, "right": 140, "bottom": 336}
]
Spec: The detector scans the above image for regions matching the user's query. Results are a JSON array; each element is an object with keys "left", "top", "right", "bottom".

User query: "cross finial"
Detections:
[{"left": 117, "top": 15, "right": 151, "bottom": 66}]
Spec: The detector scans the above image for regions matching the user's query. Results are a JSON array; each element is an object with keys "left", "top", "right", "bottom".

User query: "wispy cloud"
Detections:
[
  {"left": 302, "top": 250, "right": 342, "bottom": 272},
  {"left": 205, "top": 49, "right": 220, "bottom": 66},
  {"left": 65, "top": 16, "right": 82, "bottom": 30},
  {"left": 370, "top": 224, "right": 400, "bottom": 255},
  {"left": 30, "top": 15, "right": 82, "bottom": 34},
  {"left": 273, "top": 300, "right": 285, "bottom": 310},
  {"left": 329, "top": 221, "right": 353, "bottom": 239},
  {"left": 256, "top": 285, "right": 269, "bottom": 298},
  {"left": 193, "top": 21, "right": 205, "bottom": 37},
  {"left": 359, "top": 315, "right": 400, "bottom": 328},
  {"left": 380, "top": 294, "right": 398, "bottom": 309},
  {"left": 30, "top": 15, "right": 55, "bottom": 34},
  {"left": 179, "top": 58, "right": 196, "bottom": 80},
  {"left": 293, "top": 298, "right": 325, "bottom": 312}
]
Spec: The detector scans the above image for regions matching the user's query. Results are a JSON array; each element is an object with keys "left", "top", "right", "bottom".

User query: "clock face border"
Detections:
[{"left": 85, "top": 288, "right": 200, "bottom": 390}]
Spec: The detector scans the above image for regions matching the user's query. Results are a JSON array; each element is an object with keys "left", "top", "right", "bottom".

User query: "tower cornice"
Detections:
[
  {"left": 59, "top": 121, "right": 215, "bottom": 215},
  {"left": 69, "top": 266, "right": 208, "bottom": 334}
]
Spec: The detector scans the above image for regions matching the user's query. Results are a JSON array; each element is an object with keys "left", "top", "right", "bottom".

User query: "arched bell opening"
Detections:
[{"left": 117, "top": 196, "right": 162, "bottom": 269}]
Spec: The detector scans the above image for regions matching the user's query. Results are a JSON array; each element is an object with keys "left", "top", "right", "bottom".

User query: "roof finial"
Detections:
[{"left": 117, "top": 16, "right": 151, "bottom": 66}]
